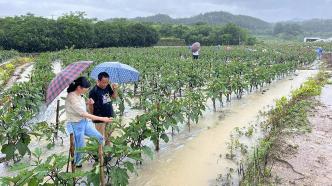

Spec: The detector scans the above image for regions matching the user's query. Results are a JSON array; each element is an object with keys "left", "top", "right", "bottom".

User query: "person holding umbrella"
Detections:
[
  {"left": 65, "top": 76, "right": 112, "bottom": 167},
  {"left": 88, "top": 61, "right": 139, "bottom": 145},
  {"left": 88, "top": 72, "right": 118, "bottom": 145},
  {"left": 192, "top": 42, "right": 200, "bottom": 60}
]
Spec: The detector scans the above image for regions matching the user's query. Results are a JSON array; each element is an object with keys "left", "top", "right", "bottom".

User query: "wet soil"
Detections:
[{"left": 269, "top": 82, "right": 332, "bottom": 185}]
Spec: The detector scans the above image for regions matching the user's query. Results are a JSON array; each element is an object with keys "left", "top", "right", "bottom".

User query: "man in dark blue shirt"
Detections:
[
  {"left": 316, "top": 47, "right": 323, "bottom": 60},
  {"left": 89, "top": 72, "right": 117, "bottom": 145}
]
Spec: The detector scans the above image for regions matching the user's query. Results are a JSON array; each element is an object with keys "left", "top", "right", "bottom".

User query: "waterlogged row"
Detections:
[{"left": 0, "top": 43, "right": 317, "bottom": 185}]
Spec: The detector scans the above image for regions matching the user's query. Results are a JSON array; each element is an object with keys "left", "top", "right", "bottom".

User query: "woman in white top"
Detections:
[
  {"left": 192, "top": 49, "right": 200, "bottom": 60},
  {"left": 65, "top": 76, "right": 112, "bottom": 167}
]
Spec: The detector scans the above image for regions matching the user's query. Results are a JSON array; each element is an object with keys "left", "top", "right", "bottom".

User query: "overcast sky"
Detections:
[{"left": 0, "top": 0, "right": 331, "bottom": 22}]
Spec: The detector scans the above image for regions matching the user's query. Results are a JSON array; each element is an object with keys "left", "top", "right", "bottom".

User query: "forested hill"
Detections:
[
  {"left": 126, "top": 11, "right": 332, "bottom": 36},
  {"left": 295, "top": 19, "right": 332, "bottom": 34},
  {"left": 130, "top": 11, "right": 272, "bottom": 31}
]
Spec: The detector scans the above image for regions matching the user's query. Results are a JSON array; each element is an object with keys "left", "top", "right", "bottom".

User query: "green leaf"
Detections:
[
  {"left": 9, "top": 162, "right": 29, "bottom": 172},
  {"left": 0, "top": 176, "right": 16, "bottom": 185},
  {"left": 128, "top": 152, "right": 143, "bottom": 161},
  {"left": 46, "top": 143, "right": 55, "bottom": 149},
  {"left": 87, "top": 168, "right": 100, "bottom": 186},
  {"left": 1, "top": 143, "right": 15, "bottom": 160},
  {"left": 33, "top": 148, "right": 43, "bottom": 159},
  {"left": 27, "top": 177, "right": 38, "bottom": 186},
  {"left": 124, "top": 162, "right": 134, "bottom": 173},
  {"left": 28, "top": 132, "right": 42, "bottom": 137},
  {"left": 142, "top": 146, "right": 153, "bottom": 160},
  {"left": 16, "top": 171, "right": 34, "bottom": 185},
  {"left": 21, "top": 133, "right": 31, "bottom": 144},
  {"left": 16, "top": 141, "right": 29, "bottom": 156},
  {"left": 160, "top": 133, "right": 169, "bottom": 143},
  {"left": 110, "top": 167, "right": 129, "bottom": 186}
]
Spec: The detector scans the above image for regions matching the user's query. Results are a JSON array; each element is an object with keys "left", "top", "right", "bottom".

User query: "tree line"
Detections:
[
  {"left": 0, "top": 12, "right": 159, "bottom": 52},
  {"left": 152, "top": 22, "right": 256, "bottom": 46},
  {"left": 272, "top": 20, "right": 332, "bottom": 40},
  {"left": 0, "top": 12, "right": 256, "bottom": 52}
]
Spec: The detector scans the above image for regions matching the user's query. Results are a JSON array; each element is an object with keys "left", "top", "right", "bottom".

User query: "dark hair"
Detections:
[
  {"left": 67, "top": 76, "right": 91, "bottom": 93},
  {"left": 98, "top": 72, "right": 109, "bottom": 81}
]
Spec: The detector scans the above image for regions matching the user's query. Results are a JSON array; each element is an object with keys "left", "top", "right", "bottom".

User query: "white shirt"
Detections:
[
  {"left": 193, "top": 51, "right": 199, "bottom": 55},
  {"left": 65, "top": 92, "right": 88, "bottom": 122}
]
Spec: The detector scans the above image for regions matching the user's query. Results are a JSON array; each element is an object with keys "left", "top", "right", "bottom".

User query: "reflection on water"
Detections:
[{"left": 320, "top": 82, "right": 332, "bottom": 106}]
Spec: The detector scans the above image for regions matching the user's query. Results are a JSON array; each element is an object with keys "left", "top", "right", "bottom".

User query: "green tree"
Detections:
[{"left": 56, "top": 12, "right": 95, "bottom": 49}]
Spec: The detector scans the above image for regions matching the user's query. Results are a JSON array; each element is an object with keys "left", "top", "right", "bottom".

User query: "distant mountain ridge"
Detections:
[
  {"left": 107, "top": 11, "right": 332, "bottom": 35},
  {"left": 131, "top": 11, "right": 271, "bottom": 31}
]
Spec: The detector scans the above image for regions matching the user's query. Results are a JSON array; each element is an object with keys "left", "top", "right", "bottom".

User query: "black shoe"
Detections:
[
  {"left": 93, "top": 155, "right": 99, "bottom": 162},
  {"left": 75, "top": 164, "right": 82, "bottom": 168},
  {"left": 104, "top": 156, "right": 112, "bottom": 162},
  {"left": 103, "top": 156, "right": 112, "bottom": 166}
]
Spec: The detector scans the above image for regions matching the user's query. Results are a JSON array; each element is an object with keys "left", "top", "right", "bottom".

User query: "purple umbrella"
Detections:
[
  {"left": 46, "top": 61, "right": 93, "bottom": 105},
  {"left": 191, "top": 42, "right": 201, "bottom": 52}
]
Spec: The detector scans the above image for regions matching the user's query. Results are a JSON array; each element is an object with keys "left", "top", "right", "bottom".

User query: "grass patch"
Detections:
[{"left": 0, "top": 57, "right": 33, "bottom": 86}]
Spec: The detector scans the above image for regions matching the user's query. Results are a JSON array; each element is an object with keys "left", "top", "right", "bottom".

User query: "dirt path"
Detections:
[
  {"left": 0, "top": 59, "right": 14, "bottom": 67},
  {"left": 3, "top": 62, "right": 34, "bottom": 91},
  {"left": 269, "top": 82, "right": 332, "bottom": 185}
]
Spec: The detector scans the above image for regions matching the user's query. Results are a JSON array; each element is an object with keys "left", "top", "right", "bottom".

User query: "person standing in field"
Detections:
[
  {"left": 191, "top": 42, "right": 200, "bottom": 60},
  {"left": 316, "top": 47, "right": 323, "bottom": 60},
  {"left": 89, "top": 72, "right": 118, "bottom": 145},
  {"left": 65, "top": 76, "right": 112, "bottom": 168},
  {"left": 192, "top": 48, "right": 200, "bottom": 60}
]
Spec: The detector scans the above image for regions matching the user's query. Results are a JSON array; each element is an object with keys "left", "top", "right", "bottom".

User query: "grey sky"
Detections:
[{"left": 0, "top": 0, "right": 331, "bottom": 22}]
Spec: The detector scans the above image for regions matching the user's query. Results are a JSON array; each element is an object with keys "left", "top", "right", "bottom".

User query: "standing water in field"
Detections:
[
  {"left": 0, "top": 69, "right": 318, "bottom": 182},
  {"left": 129, "top": 70, "right": 318, "bottom": 186}
]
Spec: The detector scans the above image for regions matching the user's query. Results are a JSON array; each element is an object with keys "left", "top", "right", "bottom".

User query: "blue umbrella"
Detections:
[{"left": 90, "top": 62, "right": 139, "bottom": 83}]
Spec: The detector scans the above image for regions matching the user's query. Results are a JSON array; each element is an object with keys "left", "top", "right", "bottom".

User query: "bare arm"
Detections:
[
  {"left": 81, "top": 112, "right": 112, "bottom": 123},
  {"left": 68, "top": 94, "right": 111, "bottom": 123},
  {"left": 88, "top": 104, "right": 94, "bottom": 114},
  {"left": 88, "top": 90, "right": 95, "bottom": 114},
  {"left": 87, "top": 98, "right": 94, "bottom": 114},
  {"left": 111, "top": 83, "right": 118, "bottom": 99}
]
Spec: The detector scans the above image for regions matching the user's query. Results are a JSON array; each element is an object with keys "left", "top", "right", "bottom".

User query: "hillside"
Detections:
[
  {"left": 107, "top": 11, "right": 332, "bottom": 37},
  {"left": 131, "top": 11, "right": 271, "bottom": 32}
]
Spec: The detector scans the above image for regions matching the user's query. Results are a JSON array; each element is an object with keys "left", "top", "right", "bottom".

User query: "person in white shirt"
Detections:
[
  {"left": 65, "top": 76, "right": 112, "bottom": 168},
  {"left": 192, "top": 49, "right": 200, "bottom": 59}
]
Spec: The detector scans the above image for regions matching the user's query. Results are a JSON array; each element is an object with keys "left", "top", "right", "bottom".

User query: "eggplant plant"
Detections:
[
  {"left": 0, "top": 148, "right": 85, "bottom": 186},
  {"left": 182, "top": 91, "right": 206, "bottom": 132}
]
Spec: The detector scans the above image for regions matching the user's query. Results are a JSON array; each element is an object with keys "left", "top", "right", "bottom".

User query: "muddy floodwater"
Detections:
[
  {"left": 129, "top": 70, "right": 318, "bottom": 186},
  {"left": 0, "top": 70, "right": 318, "bottom": 184}
]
